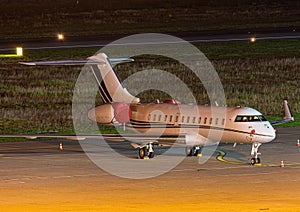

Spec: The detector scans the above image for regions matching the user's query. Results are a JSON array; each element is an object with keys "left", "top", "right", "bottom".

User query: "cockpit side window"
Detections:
[{"left": 235, "top": 115, "right": 268, "bottom": 122}]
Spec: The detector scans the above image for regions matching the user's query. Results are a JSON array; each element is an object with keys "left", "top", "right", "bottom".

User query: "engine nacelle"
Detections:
[
  {"left": 88, "top": 102, "right": 132, "bottom": 124},
  {"left": 185, "top": 134, "right": 216, "bottom": 147}
]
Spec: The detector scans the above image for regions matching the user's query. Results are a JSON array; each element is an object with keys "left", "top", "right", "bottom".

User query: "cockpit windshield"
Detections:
[{"left": 235, "top": 115, "right": 267, "bottom": 122}]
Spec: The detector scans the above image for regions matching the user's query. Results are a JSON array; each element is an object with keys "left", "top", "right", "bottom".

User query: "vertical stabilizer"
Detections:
[{"left": 88, "top": 53, "right": 140, "bottom": 104}]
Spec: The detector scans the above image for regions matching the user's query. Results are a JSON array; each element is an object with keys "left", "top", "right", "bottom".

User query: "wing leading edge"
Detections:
[{"left": 0, "top": 134, "right": 186, "bottom": 144}]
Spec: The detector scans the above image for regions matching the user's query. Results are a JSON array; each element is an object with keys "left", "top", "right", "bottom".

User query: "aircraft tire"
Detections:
[
  {"left": 148, "top": 151, "right": 155, "bottom": 158},
  {"left": 250, "top": 158, "right": 256, "bottom": 165},
  {"left": 186, "top": 147, "right": 193, "bottom": 156},
  {"left": 139, "top": 147, "right": 146, "bottom": 159},
  {"left": 256, "top": 158, "right": 261, "bottom": 164},
  {"left": 194, "top": 149, "right": 200, "bottom": 156}
]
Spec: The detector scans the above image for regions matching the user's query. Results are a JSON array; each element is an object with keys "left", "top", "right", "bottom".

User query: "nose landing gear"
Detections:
[{"left": 250, "top": 142, "right": 261, "bottom": 165}]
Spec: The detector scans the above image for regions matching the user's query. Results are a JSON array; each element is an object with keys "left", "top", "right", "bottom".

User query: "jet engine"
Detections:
[{"left": 88, "top": 102, "right": 132, "bottom": 124}]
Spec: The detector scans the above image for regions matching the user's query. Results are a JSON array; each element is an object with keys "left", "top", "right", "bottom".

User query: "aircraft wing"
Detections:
[
  {"left": 270, "top": 119, "right": 294, "bottom": 125},
  {"left": 0, "top": 134, "right": 186, "bottom": 144},
  {"left": 270, "top": 100, "right": 294, "bottom": 125}
]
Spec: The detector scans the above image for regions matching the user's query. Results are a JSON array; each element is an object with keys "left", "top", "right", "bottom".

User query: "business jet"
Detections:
[{"left": 4, "top": 53, "right": 294, "bottom": 165}]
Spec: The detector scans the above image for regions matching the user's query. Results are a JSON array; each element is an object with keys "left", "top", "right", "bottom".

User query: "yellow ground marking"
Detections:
[
  {"left": 216, "top": 150, "right": 245, "bottom": 165},
  {"left": 216, "top": 150, "right": 266, "bottom": 166},
  {"left": 0, "top": 54, "right": 22, "bottom": 57}
]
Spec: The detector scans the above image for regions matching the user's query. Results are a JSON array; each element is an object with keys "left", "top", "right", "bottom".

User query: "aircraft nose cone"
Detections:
[{"left": 268, "top": 126, "right": 276, "bottom": 142}]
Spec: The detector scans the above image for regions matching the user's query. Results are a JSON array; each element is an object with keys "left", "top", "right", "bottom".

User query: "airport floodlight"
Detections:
[
  {"left": 250, "top": 37, "right": 256, "bottom": 42},
  {"left": 57, "top": 33, "right": 64, "bottom": 40},
  {"left": 16, "top": 47, "right": 23, "bottom": 56}
]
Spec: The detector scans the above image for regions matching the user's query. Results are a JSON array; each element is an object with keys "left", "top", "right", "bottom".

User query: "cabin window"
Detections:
[
  {"left": 235, "top": 115, "right": 267, "bottom": 122},
  {"left": 187, "top": 116, "right": 190, "bottom": 123},
  {"left": 192, "top": 117, "right": 196, "bottom": 123},
  {"left": 215, "top": 118, "right": 219, "bottom": 125},
  {"left": 198, "top": 117, "right": 201, "bottom": 124},
  {"left": 164, "top": 115, "right": 167, "bottom": 122},
  {"left": 209, "top": 118, "right": 212, "bottom": 125},
  {"left": 169, "top": 115, "right": 173, "bottom": 122},
  {"left": 181, "top": 116, "right": 185, "bottom": 123},
  {"left": 221, "top": 118, "right": 225, "bottom": 125},
  {"left": 153, "top": 114, "right": 156, "bottom": 121},
  {"left": 204, "top": 117, "right": 207, "bottom": 124},
  {"left": 158, "top": 115, "right": 161, "bottom": 121},
  {"left": 175, "top": 116, "right": 179, "bottom": 122}
]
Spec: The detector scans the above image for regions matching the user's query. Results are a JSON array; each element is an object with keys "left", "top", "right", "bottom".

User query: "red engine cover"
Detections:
[{"left": 112, "top": 102, "right": 132, "bottom": 123}]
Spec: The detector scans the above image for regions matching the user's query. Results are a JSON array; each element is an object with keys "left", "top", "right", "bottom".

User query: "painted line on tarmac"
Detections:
[
  {"left": 216, "top": 150, "right": 247, "bottom": 165},
  {"left": 216, "top": 150, "right": 300, "bottom": 169},
  {"left": 216, "top": 150, "right": 266, "bottom": 167}
]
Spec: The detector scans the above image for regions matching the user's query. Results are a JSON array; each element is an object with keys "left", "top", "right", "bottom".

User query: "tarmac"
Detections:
[{"left": 1, "top": 127, "right": 300, "bottom": 211}]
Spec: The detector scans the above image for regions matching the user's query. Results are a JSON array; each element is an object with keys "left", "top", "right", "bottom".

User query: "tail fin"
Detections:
[
  {"left": 87, "top": 53, "right": 139, "bottom": 104},
  {"left": 20, "top": 53, "right": 140, "bottom": 104}
]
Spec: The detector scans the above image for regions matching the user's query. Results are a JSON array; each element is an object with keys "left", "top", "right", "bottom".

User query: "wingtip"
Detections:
[{"left": 19, "top": 62, "right": 36, "bottom": 66}]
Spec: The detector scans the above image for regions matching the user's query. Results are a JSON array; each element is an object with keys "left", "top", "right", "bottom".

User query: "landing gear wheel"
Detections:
[
  {"left": 139, "top": 147, "right": 147, "bottom": 159},
  {"left": 194, "top": 149, "right": 200, "bottom": 156},
  {"left": 250, "top": 143, "right": 262, "bottom": 165},
  {"left": 186, "top": 147, "right": 193, "bottom": 156},
  {"left": 148, "top": 151, "right": 155, "bottom": 158},
  {"left": 256, "top": 158, "right": 261, "bottom": 164},
  {"left": 250, "top": 158, "right": 256, "bottom": 165}
]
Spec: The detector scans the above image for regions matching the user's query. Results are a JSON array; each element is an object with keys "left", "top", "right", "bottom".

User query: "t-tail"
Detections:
[
  {"left": 20, "top": 53, "right": 140, "bottom": 104},
  {"left": 87, "top": 53, "right": 139, "bottom": 104}
]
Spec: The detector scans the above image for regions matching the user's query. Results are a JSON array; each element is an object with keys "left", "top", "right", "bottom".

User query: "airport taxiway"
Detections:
[
  {"left": 0, "top": 29, "right": 299, "bottom": 52},
  {"left": 1, "top": 127, "right": 300, "bottom": 211}
]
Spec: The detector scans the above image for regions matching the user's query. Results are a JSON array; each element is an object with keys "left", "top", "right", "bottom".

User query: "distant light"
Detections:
[
  {"left": 57, "top": 33, "right": 64, "bottom": 40},
  {"left": 16, "top": 47, "right": 23, "bottom": 56},
  {"left": 250, "top": 37, "right": 256, "bottom": 43}
]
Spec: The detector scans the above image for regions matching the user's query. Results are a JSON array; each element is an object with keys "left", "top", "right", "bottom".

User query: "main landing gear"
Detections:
[
  {"left": 138, "top": 143, "right": 155, "bottom": 159},
  {"left": 250, "top": 143, "right": 261, "bottom": 165},
  {"left": 186, "top": 146, "right": 201, "bottom": 157}
]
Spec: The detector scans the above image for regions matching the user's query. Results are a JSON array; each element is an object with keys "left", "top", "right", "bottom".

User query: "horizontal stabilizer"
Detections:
[
  {"left": 19, "top": 60, "right": 103, "bottom": 66},
  {"left": 19, "top": 57, "right": 134, "bottom": 66}
]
